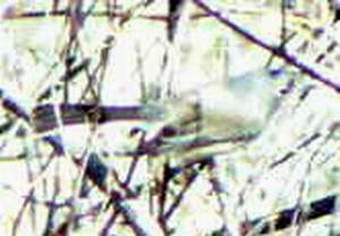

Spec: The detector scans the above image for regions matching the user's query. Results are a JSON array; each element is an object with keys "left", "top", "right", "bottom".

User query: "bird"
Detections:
[{"left": 138, "top": 68, "right": 288, "bottom": 152}]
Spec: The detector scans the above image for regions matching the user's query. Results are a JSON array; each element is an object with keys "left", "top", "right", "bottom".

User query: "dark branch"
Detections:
[
  {"left": 0, "top": 88, "right": 30, "bottom": 122},
  {"left": 3, "top": 9, "right": 209, "bottom": 22},
  {"left": 193, "top": 0, "right": 340, "bottom": 93},
  {"left": 32, "top": 104, "right": 147, "bottom": 133},
  {"left": 240, "top": 194, "right": 339, "bottom": 235}
]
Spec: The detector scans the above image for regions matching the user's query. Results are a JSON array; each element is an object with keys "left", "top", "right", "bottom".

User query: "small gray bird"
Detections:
[{"left": 141, "top": 68, "right": 287, "bottom": 147}]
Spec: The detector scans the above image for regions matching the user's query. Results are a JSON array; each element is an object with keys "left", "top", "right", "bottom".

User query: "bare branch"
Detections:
[
  {"left": 240, "top": 195, "right": 339, "bottom": 235},
  {"left": 193, "top": 0, "right": 340, "bottom": 93}
]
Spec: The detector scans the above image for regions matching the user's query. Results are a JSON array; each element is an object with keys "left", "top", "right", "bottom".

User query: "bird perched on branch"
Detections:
[{"left": 138, "top": 68, "right": 288, "bottom": 152}]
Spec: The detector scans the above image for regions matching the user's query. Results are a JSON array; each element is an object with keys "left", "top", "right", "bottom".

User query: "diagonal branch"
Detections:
[
  {"left": 0, "top": 88, "right": 30, "bottom": 122},
  {"left": 240, "top": 194, "right": 339, "bottom": 235},
  {"left": 193, "top": 0, "right": 340, "bottom": 94}
]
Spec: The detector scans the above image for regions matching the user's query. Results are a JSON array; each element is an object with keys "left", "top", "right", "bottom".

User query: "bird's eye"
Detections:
[
  {"left": 129, "top": 127, "right": 144, "bottom": 137},
  {"left": 269, "top": 68, "right": 284, "bottom": 78}
]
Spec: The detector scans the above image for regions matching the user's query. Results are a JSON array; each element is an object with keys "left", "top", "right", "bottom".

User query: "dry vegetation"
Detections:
[{"left": 0, "top": 0, "right": 339, "bottom": 235}]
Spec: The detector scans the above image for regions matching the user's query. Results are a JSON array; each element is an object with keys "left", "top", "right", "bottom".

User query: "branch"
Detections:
[
  {"left": 240, "top": 194, "right": 339, "bottom": 235},
  {"left": 2, "top": 9, "right": 209, "bottom": 22},
  {"left": 71, "top": 153, "right": 162, "bottom": 236},
  {"left": 32, "top": 103, "right": 147, "bottom": 133},
  {"left": 193, "top": 0, "right": 340, "bottom": 94},
  {"left": 0, "top": 88, "right": 30, "bottom": 122}
]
